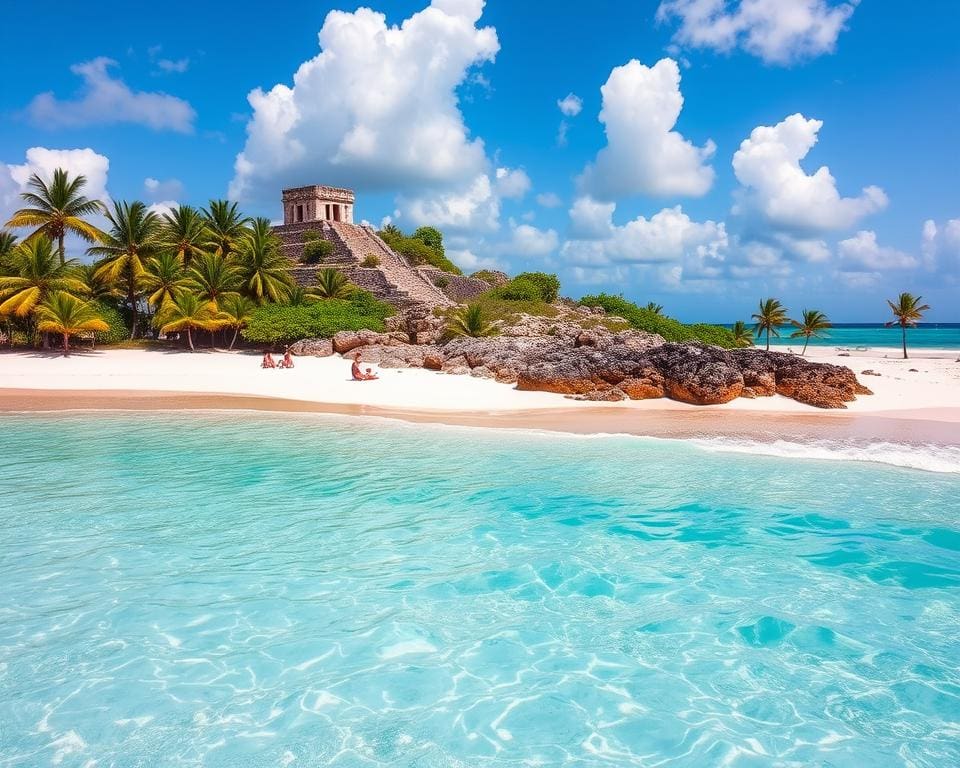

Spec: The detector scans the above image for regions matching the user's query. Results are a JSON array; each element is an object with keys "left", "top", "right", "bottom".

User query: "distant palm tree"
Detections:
[
  {"left": 0, "top": 237, "right": 86, "bottom": 318},
  {"left": 36, "top": 291, "right": 108, "bottom": 354},
  {"left": 730, "top": 320, "right": 754, "bottom": 348},
  {"left": 159, "top": 205, "right": 208, "bottom": 266},
  {"left": 237, "top": 218, "right": 293, "bottom": 303},
  {"left": 201, "top": 200, "right": 251, "bottom": 258},
  {"left": 142, "top": 251, "right": 195, "bottom": 309},
  {"left": 752, "top": 298, "right": 789, "bottom": 351},
  {"left": 4, "top": 169, "right": 105, "bottom": 264},
  {"left": 314, "top": 268, "right": 353, "bottom": 299},
  {"left": 790, "top": 309, "right": 831, "bottom": 355},
  {"left": 89, "top": 201, "right": 163, "bottom": 339},
  {"left": 645, "top": 302, "right": 664, "bottom": 315},
  {"left": 219, "top": 294, "right": 256, "bottom": 350},
  {"left": 74, "top": 263, "right": 121, "bottom": 303},
  {"left": 886, "top": 292, "right": 930, "bottom": 359},
  {"left": 0, "top": 231, "right": 17, "bottom": 271},
  {"left": 154, "top": 292, "right": 228, "bottom": 352},
  {"left": 446, "top": 303, "right": 497, "bottom": 338},
  {"left": 188, "top": 252, "right": 242, "bottom": 306}
]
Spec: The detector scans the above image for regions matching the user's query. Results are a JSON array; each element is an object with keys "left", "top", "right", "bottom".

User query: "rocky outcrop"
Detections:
[
  {"left": 288, "top": 338, "right": 334, "bottom": 357},
  {"left": 385, "top": 306, "right": 446, "bottom": 345},
  {"left": 332, "top": 329, "right": 403, "bottom": 354}
]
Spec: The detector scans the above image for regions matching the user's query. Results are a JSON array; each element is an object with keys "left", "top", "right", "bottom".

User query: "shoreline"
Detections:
[{"left": 3, "top": 388, "right": 959, "bottom": 449}]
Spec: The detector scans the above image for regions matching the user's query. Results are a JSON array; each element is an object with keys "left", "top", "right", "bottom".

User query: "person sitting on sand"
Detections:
[
  {"left": 280, "top": 349, "right": 294, "bottom": 369},
  {"left": 351, "top": 352, "right": 377, "bottom": 381},
  {"left": 262, "top": 351, "right": 276, "bottom": 369}
]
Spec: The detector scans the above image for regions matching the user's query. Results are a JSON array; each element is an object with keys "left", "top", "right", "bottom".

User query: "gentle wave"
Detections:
[{"left": 689, "top": 437, "right": 960, "bottom": 474}]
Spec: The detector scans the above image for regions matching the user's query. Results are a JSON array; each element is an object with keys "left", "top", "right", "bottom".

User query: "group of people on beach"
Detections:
[{"left": 260, "top": 348, "right": 379, "bottom": 381}]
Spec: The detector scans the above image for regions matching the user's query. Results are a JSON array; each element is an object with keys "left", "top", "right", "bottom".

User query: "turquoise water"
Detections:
[
  {"left": 743, "top": 323, "right": 960, "bottom": 350},
  {"left": 2, "top": 413, "right": 959, "bottom": 767}
]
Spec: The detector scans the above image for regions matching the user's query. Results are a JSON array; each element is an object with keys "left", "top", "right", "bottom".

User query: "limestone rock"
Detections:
[
  {"left": 332, "top": 329, "right": 397, "bottom": 353},
  {"left": 288, "top": 338, "right": 334, "bottom": 357}
]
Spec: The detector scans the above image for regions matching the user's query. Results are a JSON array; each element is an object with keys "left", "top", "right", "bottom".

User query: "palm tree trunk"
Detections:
[
  {"left": 230, "top": 326, "right": 239, "bottom": 350},
  {"left": 187, "top": 327, "right": 195, "bottom": 352},
  {"left": 902, "top": 324, "right": 908, "bottom": 359},
  {"left": 802, "top": 336, "right": 809, "bottom": 355},
  {"left": 58, "top": 232, "right": 65, "bottom": 266},
  {"left": 62, "top": 332, "right": 70, "bottom": 355},
  {"left": 128, "top": 281, "right": 138, "bottom": 340},
  {"left": 766, "top": 327, "right": 771, "bottom": 351}
]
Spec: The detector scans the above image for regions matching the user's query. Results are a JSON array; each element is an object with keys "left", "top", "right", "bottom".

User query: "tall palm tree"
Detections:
[
  {"left": 0, "top": 237, "right": 86, "bottom": 318},
  {"left": 314, "top": 268, "right": 353, "bottom": 299},
  {"left": 237, "top": 218, "right": 293, "bottom": 303},
  {"left": 446, "top": 303, "right": 497, "bottom": 338},
  {"left": 730, "top": 320, "right": 754, "bottom": 348},
  {"left": 219, "top": 294, "right": 257, "bottom": 350},
  {"left": 4, "top": 169, "right": 105, "bottom": 264},
  {"left": 88, "top": 200, "right": 163, "bottom": 339},
  {"left": 159, "top": 205, "right": 208, "bottom": 267},
  {"left": 200, "top": 200, "right": 251, "bottom": 258},
  {"left": 36, "top": 291, "right": 109, "bottom": 354},
  {"left": 752, "top": 298, "right": 789, "bottom": 351},
  {"left": 886, "top": 292, "right": 930, "bottom": 359},
  {"left": 154, "top": 292, "right": 228, "bottom": 352},
  {"left": 188, "top": 252, "right": 242, "bottom": 306},
  {"left": 790, "top": 309, "right": 831, "bottom": 355},
  {"left": 142, "top": 251, "right": 195, "bottom": 309}
]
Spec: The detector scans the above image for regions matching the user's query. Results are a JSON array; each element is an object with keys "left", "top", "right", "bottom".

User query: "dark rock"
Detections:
[
  {"left": 861, "top": 369, "right": 881, "bottom": 376},
  {"left": 647, "top": 343, "right": 744, "bottom": 405}
]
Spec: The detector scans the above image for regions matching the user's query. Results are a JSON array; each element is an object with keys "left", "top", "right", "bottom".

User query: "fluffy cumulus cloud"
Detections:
[
  {"left": 1, "top": 147, "right": 111, "bottom": 225},
  {"left": 494, "top": 167, "right": 531, "bottom": 199},
  {"left": 557, "top": 93, "right": 583, "bottom": 117},
  {"left": 921, "top": 218, "right": 960, "bottom": 272},
  {"left": 496, "top": 221, "right": 559, "bottom": 257},
  {"left": 536, "top": 192, "right": 562, "bottom": 208},
  {"left": 229, "top": 0, "right": 499, "bottom": 202},
  {"left": 732, "top": 113, "right": 886, "bottom": 235},
  {"left": 144, "top": 177, "right": 184, "bottom": 202},
  {"left": 578, "top": 58, "right": 715, "bottom": 200},
  {"left": 656, "top": 0, "right": 859, "bottom": 65},
  {"left": 838, "top": 230, "right": 918, "bottom": 270},
  {"left": 396, "top": 173, "right": 500, "bottom": 233},
  {"left": 27, "top": 58, "right": 196, "bottom": 133}
]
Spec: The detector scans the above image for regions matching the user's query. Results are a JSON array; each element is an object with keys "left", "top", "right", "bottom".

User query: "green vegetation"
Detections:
[
  {"left": 242, "top": 291, "right": 393, "bottom": 345},
  {"left": 237, "top": 218, "right": 294, "bottom": 303},
  {"left": 469, "top": 269, "right": 503, "bottom": 284},
  {"left": 730, "top": 320, "right": 754, "bottom": 348},
  {"left": 378, "top": 225, "right": 462, "bottom": 274},
  {"left": 487, "top": 272, "right": 561, "bottom": 303},
  {"left": 360, "top": 253, "right": 381, "bottom": 268},
  {"left": 302, "top": 238, "right": 334, "bottom": 264},
  {"left": 751, "top": 298, "right": 789, "bottom": 351},
  {"left": 790, "top": 309, "right": 831, "bottom": 355},
  {"left": 885, "top": 292, "right": 930, "bottom": 360},
  {"left": 314, "top": 268, "right": 353, "bottom": 299},
  {"left": 36, "top": 292, "right": 109, "bottom": 354},
  {"left": 578, "top": 293, "right": 738, "bottom": 348},
  {"left": 90, "top": 301, "right": 128, "bottom": 345},
  {"left": 154, "top": 292, "right": 229, "bottom": 352},
  {"left": 445, "top": 303, "right": 497, "bottom": 339},
  {"left": 645, "top": 302, "right": 664, "bottom": 315}
]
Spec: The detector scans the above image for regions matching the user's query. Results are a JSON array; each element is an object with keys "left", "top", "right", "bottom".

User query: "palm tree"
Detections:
[
  {"left": 89, "top": 201, "right": 163, "bottom": 339},
  {"left": 201, "top": 200, "right": 251, "bottom": 258},
  {"left": 790, "top": 309, "right": 831, "bottom": 355},
  {"left": 154, "top": 292, "right": 228, "bottom": 352},
  {"left": 74, "top": 263, "right": 120, "bottom": 303},
  {"left": 219, "top": 294, "right": 256, "bottom": 350},
  {"left": 314, "top": 268, "right": 353, "bottom": 299},
  {"left": 446, "top": 303, "right": 497, "bottom": 338},
  {"left": 188, "top": 252, "right": 242, "bottom": 306},
  {"left": 0, "top": 231, "right": 17, "bottom": 271},
  {"left": 142, "top": 251, "right": 195, "bottom": 309},
  {"left": 886, "top": 292, "right": 930, "bottom": 359},
  {"left": 36, "top": 291, "right": 109, "bottom": 354},
  {"left": 645, "top": 302, "right": 664, "bottom": 315},
  {"left": 730, "top": 320, "right": 754, "bottom": 348},
  {"left": 0, "top": 237, "right": 86, "bottom": 318},
  {"left": 286, "top": 285, "right": 321, "bottom": 306},
  {"left": 752, "top": 298, "right": 789, "bottom": 351},
  {"left": 4, "top": 169, "right": 105, "bottom": 264},
  {"left": 237, "top": 218, "right": 293, "bottom": 303},
  {"left": 159, "top": 205, "right": 208, "bottom": 266}
]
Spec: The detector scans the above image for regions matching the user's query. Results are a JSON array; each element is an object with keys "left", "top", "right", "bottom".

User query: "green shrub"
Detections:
[
  {"left": 302, "top": 230, "right": 321, "bottom": 242},
  {"left": 242, "top": 291, "right": 393, "bottom": 344},
  {"left": 433, "top": 275, "right": 450, "bottom": 289},
  {"left": 302, "top": 239, "right": 334, "bottom": 264},
  {"left": 91, "top": 301, "right": 129, "bottom": 344},
  {"left": 470, "top": 270, "right": 503, "bottom": 284},
  {"left": 412, "top": 226, "right": 444, "bottom": 255},
  {"left": 361, "top": 253, "right": 380, "bottom": 268},
  {"left": 578, "top": 293, "right": 737, "bottom": 348},
  {"left": 379, "top": 227, "right": 463, "bottom": 275},
  {"left": 513, "top": 272, "right": 560, "bottom": 302},
  {"left": 486, "top": 272, "right": 560, "bottom": 303}
]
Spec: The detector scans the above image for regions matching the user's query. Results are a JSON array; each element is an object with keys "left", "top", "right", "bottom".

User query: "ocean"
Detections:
[
  {"left": 736, "top": 323, "right": 960, "bottom": 350},
  {"left": 1, "top": 412, "right": 958, "bottom": 767}
]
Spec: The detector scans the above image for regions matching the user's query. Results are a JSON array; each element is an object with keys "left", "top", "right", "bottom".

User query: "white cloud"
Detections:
[
  {"left": 536, "top": 192, "right": 562, "bottom": 208},
  {"left": 578, "top": 58, "right": 715, "bottom": 200},
  {"left": 146, "top": 201, "right": 178, "bottom": 217},
  {"left": 496, "top": 222, "right": 559, "bottom": 257},
  {"left": 495, "top": 167, "right": 531, "bottom": 199},
  {"left": 732, "top": 113, "right": 887, "bottom": 235},
  {"left": 656, "top": 0, "right": 859, "bottom": 65},
  {"left": 838, "top": 230, "right": 918, "bottom": 270},
  {"left": 557, "top": 93, "right": 583, "bottom": 116},
  {"left": 157, "top": 58, "right": 190, "bottom": 74},
  {"left": 921, "top": 218, "right": 960, "bottom": 272},
  {"left": 562, "top": 199, "right": 728, "bottom": 268},
  {"left": 144, "top": 177, "right": 184, "bottom": 202},
  {"left": 446, "top": 247, "right": 501, "bottom": 271},
  {"left": 229, "top": 0, "right": 499, "bottom": 202},
  {"left": 27, "top": 58, "right": 196, "bottom": 133},
  {"left": 397, "top": 173, "right": 500, "bottom": 233}
]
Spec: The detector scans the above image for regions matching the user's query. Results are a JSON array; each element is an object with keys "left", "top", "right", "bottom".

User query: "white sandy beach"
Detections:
[{"left": 1, "top": 346, "right": 958, "bottom": 418}]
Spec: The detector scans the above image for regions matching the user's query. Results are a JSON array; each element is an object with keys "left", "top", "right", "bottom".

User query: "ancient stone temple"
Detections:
[
  {"left": 281, "top": 185, "right": 355, "bottom": 225},
  {"left": 272, "top": 184, "right": 458, "bottom": 309}
]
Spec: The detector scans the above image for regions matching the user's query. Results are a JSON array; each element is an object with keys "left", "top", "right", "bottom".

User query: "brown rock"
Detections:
[
  {"left": 288, "top": 338, "right": 334, "bottom": 357},
  {"left": 332, "top": 329, "right": 397, "bottom": 353},
  {"left": 423, "top": 353, "right": 444, "bottom": 370}
]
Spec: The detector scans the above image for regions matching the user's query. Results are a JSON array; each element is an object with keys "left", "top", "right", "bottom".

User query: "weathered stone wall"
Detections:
[{"left": 417, "top": 267, "right": 491, "bottom": 302}]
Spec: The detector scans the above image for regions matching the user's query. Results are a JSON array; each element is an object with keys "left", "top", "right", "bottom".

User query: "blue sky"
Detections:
[{"left": 1, "top": 0, "right": 958, "bottom": 321}]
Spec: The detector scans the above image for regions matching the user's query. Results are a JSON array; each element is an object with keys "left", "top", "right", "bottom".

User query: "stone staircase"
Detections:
[{"left": 274, "top": 220, "right": 453, "bottom": 309}]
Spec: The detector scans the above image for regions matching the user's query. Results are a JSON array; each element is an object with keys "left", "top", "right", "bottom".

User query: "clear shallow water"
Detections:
[
  {"left": 1, "top": 413, "right": 959, "bottom": 767},
  {"left": 741, "top": 323, "right": 960, "bottom": 350}
]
